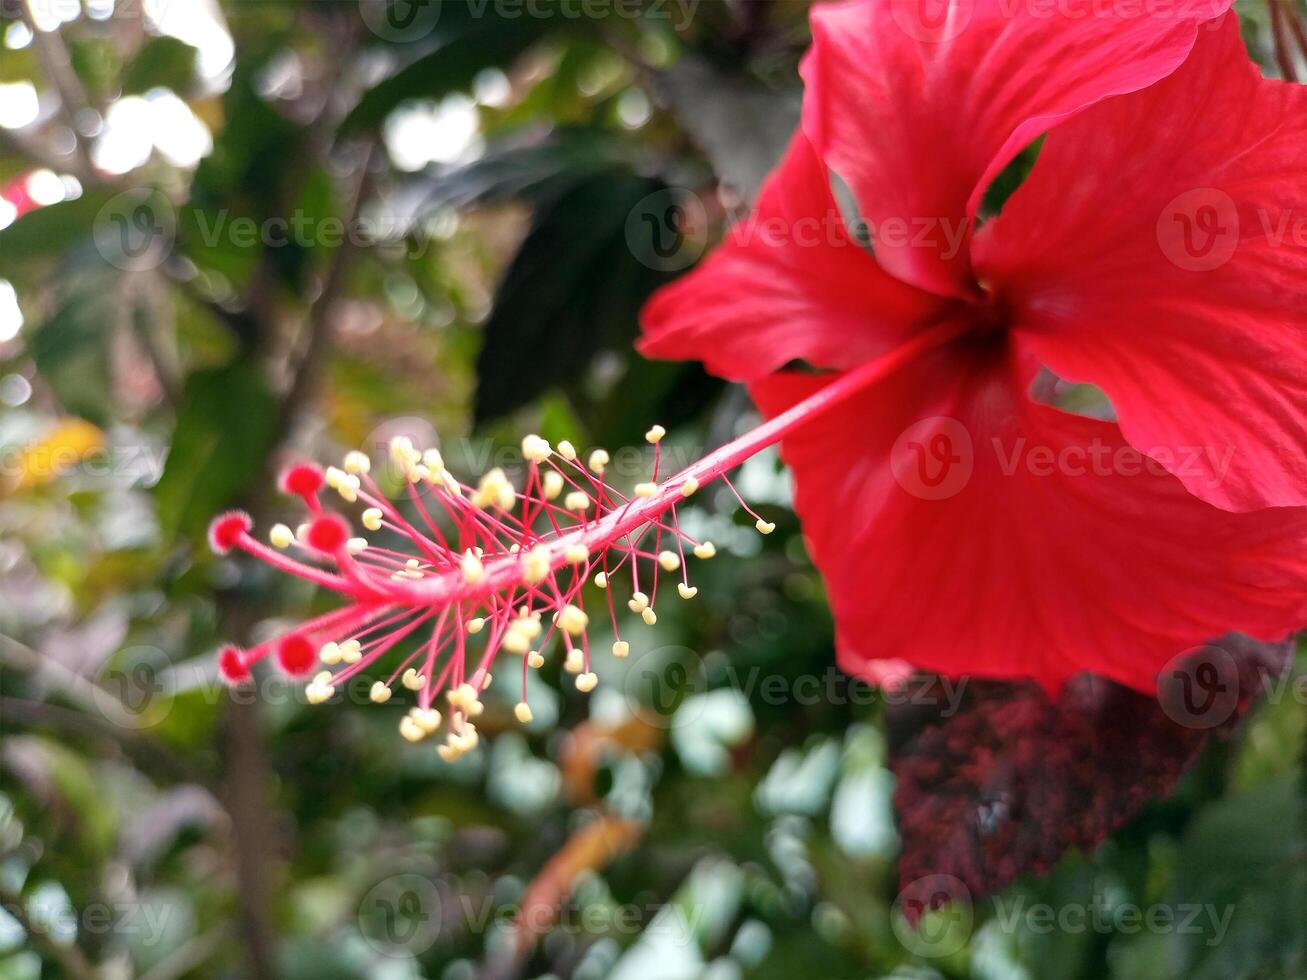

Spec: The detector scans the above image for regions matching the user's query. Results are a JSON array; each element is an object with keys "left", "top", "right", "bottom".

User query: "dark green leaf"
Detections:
[
  {"left": 154, "top": 362, "right": 280, "bottom": 540},
  {"left": 0, "top": 192, "right": 114, "bottom": 268},
  {"left": 121, "top": 36, "right": 199, "bottom": 95},
  {"left": 341, "top": 15, "right": 553, "bottom": 133},
  {"left": 473, "top": 168, "right": 676, "bottom": 423},
  {"left": 27, "top": 268, "right": 118, "bottom": 425},
  {"left": 1170, "top": 776, "right": 1306, "bottom": 979}
]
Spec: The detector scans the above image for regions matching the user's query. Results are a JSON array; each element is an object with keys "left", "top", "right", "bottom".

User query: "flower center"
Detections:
[{"left": 970, "top": 280, "right": 1011, "bottom": 338}]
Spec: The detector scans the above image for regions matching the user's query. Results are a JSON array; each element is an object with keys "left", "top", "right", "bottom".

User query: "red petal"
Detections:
[
  {"left": 976, "top": 16, "right": 1307, "bottom": 512},
  {"left": 801, "top": 0, "right": 1229, "bottom": 297},
  {"left": 891, "top": 635, "right": 1293, "bottom": 912},
  {"left": 639, "top": 131, "right": 947, "bottom": 381},
  {"left": 750, "top": 338, "right": 1307, "bottom": 693}
]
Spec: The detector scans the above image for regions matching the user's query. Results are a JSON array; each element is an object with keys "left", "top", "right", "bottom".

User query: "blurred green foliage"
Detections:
[{"left": 0, "top": 1, "right": 1303, "bottom": 978}]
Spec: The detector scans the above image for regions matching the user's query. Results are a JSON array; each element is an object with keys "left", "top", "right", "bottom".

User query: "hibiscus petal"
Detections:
[
  {"left": 638, "top": 131, "right": 947, "bottom": 382},
  {"left": 801, "top": 0, "right": 1230, "bottom": 297},
  {"left": 750, "top": 338, "right": 1307, "bottom": 693},
  {"left": 975, "top": 16, "right": 1307, "bottom": 512}
]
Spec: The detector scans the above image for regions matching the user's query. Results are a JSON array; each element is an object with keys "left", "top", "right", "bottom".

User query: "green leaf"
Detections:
[
  {"left": 0, "top": 192, "right": 114, "bottom": 268},
  {"left": 402, "top": 127, "right": 632, "bottom": 216},
  {"left": 472, "top": 168, "right": 675, "bottom": 423},
  {"left": 27, "top": 267, "right": 118, "bottom": 426},
  {"left": 1170, "top": 776, "right": 1306, "bottom": 979},
  {"left": 341, "top": 14, "right": 553, "bottom": 133},
  {"left": 121, "top": 36, "right": 199, "bottom": 95},
  {"left": 154, "top": 362, "right": 280, "bottom": 541}
]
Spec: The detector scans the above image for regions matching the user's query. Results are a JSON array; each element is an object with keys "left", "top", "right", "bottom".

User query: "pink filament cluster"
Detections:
[{"left": 208, "top": 431, "right": 760, "bottom": 750}]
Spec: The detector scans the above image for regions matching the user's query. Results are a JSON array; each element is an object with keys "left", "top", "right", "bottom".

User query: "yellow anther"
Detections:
[
  {"left": 411, "top": 707, "right": 443, "bottom": 734},
  {"left": 399, "top": 715, "right": 426, "bottom": 742},
  {"left": 522, "top": 545, "right": 552, "bottom": 585},
  {"left": 436, "top": 743, "right": 460, "bottom": 761},
  {"left": 502, "top": 629, "right": 530, "bottom": 655},
  {"left": 678, "top": 583, "right": 699, "bottom": 600},
  {"left": 634, "top": 482, "right": 658, "bottom": 498},
  {"left": 679, "top": 477, "right": 699, "bottom": 497},
  {"left": 642, "top": 607, "right": 658, "bottom": 626},
  {"left": 402, "top": 668, "right": 425, "bottom": 691},
  {"left": 755, "top": 519, "right": 776, "bottom": 535},
  {"left": 336, "top": 477, "right": 359, "bottom": 503},
  {"left": 645, "top": 424, "right": 666, "bottom": 444},
  {"left": 473, "top": 467, "right": 515, "bottom": 510},
  {"left": 612, "top": 640, "right": 630, "bottom": 659},
  {"left": 422, "top": 448, "right": 444, "bottom": 474},
  {"left": 588, "top": 449, "right": 609, "bottom": 474},
  {"left": 565, "top": 543, "right": 589, "bottom": 564},
  {"left": 628, "top": 592, "right": 649, "bottom": 613},
  {"left": 594, "top": 571, "right": 608, "bottom": 589},
  {"left": 521, "top": 434, "right": 552, "bottom": 463},
  {"left": 451, "top": 723, "right": 479, "bottom": 752},
  {"left": 467, "top": 617, "right": 485, "bottom": 635},
  {"left": 340, "top": 639, "right": 363, "bottom": 664},
  {"left": 557, "top": 439, "right": 577, "bottom": 461},
  {"left": 306, "top": 672, "right": 335, "bottom": 704},
  {"left": 557, "top": 604, "right": 589, "bottom": 635},
  {"left": 575, "top": 672, "right": 598, "bottom": 693},
  {"left": 514, "top": 702, "right": 534, "bottom": 724},
  {"left": 389, "top": 436, "right": 416, "bottom": 464},
  {"left": 461, "top": 549, "right": 485, "bottom": 585},
  {"left": 270, "top": 523, "right": 295, "bottom": 549},
  {"left": 446, "top": 683, "right": 479, "bottom": 711},
  {"left": 564, "top": 648, "right": 584, "bottom": 674},
  {"left": 343, "top": 450, "right": 371, "bottom": 475},
  {"left": 319, "top": 642, "right": 342, "bottom": 665},
  {"left": 564, "top": 490, "right": 590, "bottom": 513},
  {"left": 443, "top": 471, "right": 463, "bottom": 497},
  {"left": 527, "top": 651, "right": 545, "bottom": 669},
  {"left": 362, "top": 507, "right": 384, "bottom": 531},
  {"left": 324, "top": 466, "right": 347, "bottom": 489},
  {"left": 658, "top": 550, "right": 681, "bottom": 572},
  {"left": 694, "top": 541, "right": 716, "bottom": 560},
  {"left": 347, "top": 537, "right": 368, "bottom": 555},
  {"left": 370, "top": 682, "right": 392, "bottom": 703},
  {"left": 542, "top": 471, "right": 564, "bottom": 500}
]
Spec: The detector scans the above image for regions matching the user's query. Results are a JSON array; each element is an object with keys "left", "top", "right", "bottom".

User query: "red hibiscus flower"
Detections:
[{"left": 640, "top": 3, "right": 1307, "bottom": 693}]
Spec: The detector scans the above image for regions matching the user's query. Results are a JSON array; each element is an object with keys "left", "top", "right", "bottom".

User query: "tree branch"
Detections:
[{"left": 278, "top": 141, "right": 376, "bottom": 434}]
